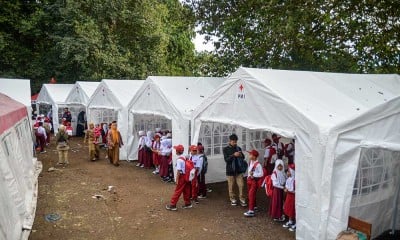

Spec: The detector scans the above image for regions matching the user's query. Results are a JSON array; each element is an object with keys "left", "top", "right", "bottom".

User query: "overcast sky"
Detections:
[{"left": 193, "top": 32, "right": 215, "bottom": 52}]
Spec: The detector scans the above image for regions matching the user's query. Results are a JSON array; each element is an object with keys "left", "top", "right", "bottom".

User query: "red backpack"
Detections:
[
  {"left": 264, "top": 172, "right": 276, "bottom": 197},
  {"left": 180, "top": 156, "right": 195, "bottom": 182}
]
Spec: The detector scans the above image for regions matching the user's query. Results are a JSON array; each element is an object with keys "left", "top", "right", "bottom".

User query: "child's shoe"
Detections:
[
  {"left": 193, "top": 199, "right": 200, "bottom": 204},
  {"left": 283, "top": 221, "right": 293, "bottom": 228},
  {"left": 289, "top": 224, "right": 296, "bottom": 231},
  {"left": 165, "top": 205, "right": 177, "bottom": 211},
  {"left": 230, "top": 200, "right": 237, "bottom": 206},
  {"left": 243, "top": 210, "right": 255, "bottom": 217},
  {"left": 182, "top": 203, "right": 193, "bottom": 209},
  {"left": 198, "top": 195, "right": 207, "bottom": 199},
  {"left": 240, "top": 200, "right": 248, "bottom": 207}
]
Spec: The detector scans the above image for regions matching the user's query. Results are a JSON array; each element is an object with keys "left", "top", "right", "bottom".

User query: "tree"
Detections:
[
  {"left": 185, "top": 0, "right": 400, "bottom": 76},
  {"left": 0, "top": 0, "right": 197, "bottom": 93}
]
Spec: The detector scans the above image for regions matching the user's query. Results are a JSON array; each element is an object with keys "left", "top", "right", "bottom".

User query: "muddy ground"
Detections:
[{"left": 30, "top": 137, "right": 295, "bottom": 240}]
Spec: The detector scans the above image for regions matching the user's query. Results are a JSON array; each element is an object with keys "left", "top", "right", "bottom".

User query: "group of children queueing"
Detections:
[
  {"left": 164, "top": 134, "right": 296, "bottom": 232},
  {"left": 245, "top": 149, "right": 296, "bottom": 232}
]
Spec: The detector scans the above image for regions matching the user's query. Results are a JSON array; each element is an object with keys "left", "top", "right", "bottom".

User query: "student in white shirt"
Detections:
[
  {"left": 36, "top": 122, "right": 47, "bottom": 153},
  {"left": 166, "top": 145, "right": 192, "bottom": 211},
  {"left": 244, "top": 149, "right": 263, "bottom": 217}
]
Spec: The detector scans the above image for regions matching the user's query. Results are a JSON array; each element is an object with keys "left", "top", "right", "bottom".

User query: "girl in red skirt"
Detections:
[
  {"left": 159, "top": 136, "right": 172, "bottom": 181},
  {"left": 152, "top": 134, "right": 161, "bottom": 174},
  {"left": 283, "top": 164, "right": 296, "bottom": 231},
  {"left": 136, "top": 130, "right": 146, "bottom": 167},
  {"left": 269, "top": 159, "right": 286, "bottom": 221}
]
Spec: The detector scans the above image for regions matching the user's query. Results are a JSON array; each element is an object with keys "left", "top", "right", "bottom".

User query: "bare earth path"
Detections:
[{"left": 30, "top": 137, "right": 294, "bottom": 240}]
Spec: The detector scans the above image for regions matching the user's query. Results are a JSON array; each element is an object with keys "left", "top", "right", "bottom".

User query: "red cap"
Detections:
[
  {"left": 154, "top": 134, "right": 161, "bottom": 139},
  {"left": 247, "top": 149, "right": 259, "bottom": 158},
  {"left": 173, "top": 145, "right": 184, "bottom": 152},
  {"left": 190, "top": 145, "right": 198, "bottom": 151}
]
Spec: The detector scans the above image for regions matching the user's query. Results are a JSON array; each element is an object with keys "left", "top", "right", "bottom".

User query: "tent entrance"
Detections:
[
  {"left": 89, "top": 108, "right": 118, "bottom": 125},
  {"left": 37, "top": 103, "right": 51, "bottom": 116},
  {"left": 59, "top": 104, "right": 86, "bottom": 135},
  {"left": 350, "top": 148, "right": 400, "bottom": 238},
  {"left": 198, "top": 121, "right": 294, "bottom": 166},
  {"left": 132, "top": 113, "right": 171, "bottom": 135}
]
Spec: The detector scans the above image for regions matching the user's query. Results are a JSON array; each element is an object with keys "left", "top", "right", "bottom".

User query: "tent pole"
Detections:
[{"left": 391, "top": 175, "right": 400, "bottom": 235}]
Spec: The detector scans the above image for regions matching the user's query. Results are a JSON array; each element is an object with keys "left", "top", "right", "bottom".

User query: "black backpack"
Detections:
[{"left": 200, "top": 154, "right": 208, "bottom": 175}]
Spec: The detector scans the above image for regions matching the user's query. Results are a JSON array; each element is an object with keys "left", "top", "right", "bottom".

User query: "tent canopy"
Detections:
[
  {"left": 127, "top": 76, "right": 225, "bottom": 160},
  {"left": 87, "top": 79, "right": 145, "bottom": 160},
  {"left": 0, "top": 93, "right": 27, "bottom": 135},
  {"left": 65, "top": 81, "right": 100, "bottom": 105},
  {"left": 191, "top": 67, "right": 400, "bottom": 240},
  {"left": 37, "top": 84, "right": 74, "bottom": 105}
]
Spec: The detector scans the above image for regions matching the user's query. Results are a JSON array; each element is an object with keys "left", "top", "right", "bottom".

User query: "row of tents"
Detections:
[{"left": 1, "top": 67, "right": 399, "bottom": 239}]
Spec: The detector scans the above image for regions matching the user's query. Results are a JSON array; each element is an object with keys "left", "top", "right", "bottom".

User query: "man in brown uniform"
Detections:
[{"left": 107, "top": 121, "right": 123, "bottom": 166}]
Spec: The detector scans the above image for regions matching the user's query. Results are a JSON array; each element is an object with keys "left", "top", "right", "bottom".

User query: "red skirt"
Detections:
[
  {"left": 138, "top": 148, "right": 144, "bottom": 164},
  {"left": 153, "top": 152, "right": 161, "bottom": 166},
  {"left": 284, "top": 192, "right": 295, "bottom": 219},
  {"left": 143, "top": 150, "right": 152, "bottom": 168},
  {"left": 269, "top": 187, "right": 284, "bottom": 218},
  {"left": 159, "top": 156, "right": 169, "bottom": 177}
]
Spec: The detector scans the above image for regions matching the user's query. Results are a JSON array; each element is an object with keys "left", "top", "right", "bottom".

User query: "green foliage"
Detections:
[
  {"left": 0, "top": 0, "right": 196, "bottom": 93},
  {"left": 186, "top": 0, "right": 400, "bottom": 76}
]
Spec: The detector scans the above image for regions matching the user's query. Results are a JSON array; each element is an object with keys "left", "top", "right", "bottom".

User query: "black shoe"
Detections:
[
  {"left": 182, "top": 204, "right": 193, "bottom": 209},
  {"left": 194, "top": 199, "right": 200, "bottom": 204},
  {"left": 166, "top": 205, "right": 177, "bottom": 211}
]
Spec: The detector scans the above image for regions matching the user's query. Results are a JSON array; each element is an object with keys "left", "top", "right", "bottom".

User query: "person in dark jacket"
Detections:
[{"left": 223, "top": 134, "right": 247, "bottom": 207}]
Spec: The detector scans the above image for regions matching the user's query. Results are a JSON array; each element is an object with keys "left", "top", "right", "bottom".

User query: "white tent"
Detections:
[
  {"left": 191, "top": 67, "right": 400, "bottom": 240},
  {"left": 126, "top": 76, "right": 225, "bottom": 161},
  {"left": 0, "top": 78, "right": 32, "bottom": 120},
  {"left": 87, "top": 79, "right": 144, "bottom": 160},
  {"left": 64, "top": 81, "right": 100, "bottom": 135},
  {"left": 0, "top": 93, "right": 42, "bottom": 240},
  {"left": 36, "top": 84, "right": 74, "bottom": 133}
]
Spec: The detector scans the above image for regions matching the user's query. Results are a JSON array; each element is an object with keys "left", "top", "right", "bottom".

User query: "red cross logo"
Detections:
[{"left": 239, "top": 84, "right": 244, "bottom": 91}]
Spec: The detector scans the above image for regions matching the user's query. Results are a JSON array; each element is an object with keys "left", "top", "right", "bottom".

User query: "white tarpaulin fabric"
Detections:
[
  {"left": 0, "top": 78, "right": 32, "bottom": 120},
  {"left": 36, "top": 84, "right": 74, "bottom": 133},
  {"left": 191, "top": 67, "right": 400, "bottom": 240},
  {"left": 87, "top": 79, "right": 144, "bottom": 160},
  {"left": 126, "top": 76, "right": 225, "bottom": 161},
  {"left": 65, "top": 81, "right": 100, "bottom": 135},
  {"left": 0, "top": 93, "right": 42, "bottom": 240}
]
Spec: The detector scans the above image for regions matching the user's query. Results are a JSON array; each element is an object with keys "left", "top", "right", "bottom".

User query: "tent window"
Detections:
[
  {"left": 352, "top": 148, "right": 399, "bottom": 204},
  {"left": 133, "top": 114, "right": 171, "bottom": 134},
  {"left": 91, "top": 109, "right": 118, "bottom": 125}
]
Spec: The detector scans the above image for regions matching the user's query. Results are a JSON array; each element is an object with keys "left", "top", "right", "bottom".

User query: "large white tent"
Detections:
[
  {"left": 64, "top": 81, "right": 100, "bottom": 135},
  {"left": 0, "top": 93, "right": 42, "bottom": 240},
  {"left": 126, "top": 76, "right": 225, "bottom": 161},
  {"left": 87, "top": 79, "right": 144, "bottom": 160},
  {"left": 36, "top": 84, "right": 74, "bottom": 133},
  {"left": 191, "top": 67, "right": 400, "bottom": 240},
  {"left": 0, "top": 78, "right": 32, "bottom": 120}
]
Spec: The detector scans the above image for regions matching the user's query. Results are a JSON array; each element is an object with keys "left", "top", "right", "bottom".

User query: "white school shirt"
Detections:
[
  {"left": 248, "top": 160, "right": 263, "bottom": 178},
  {"left": 37, "top": 126, "right": 47, "bottom": 139},
  {"left": 138, "top": 136, "right": 145, "bottom": 149},
  {"left": 176, "top": 156, "right": 186, "bottom": 174},
  {"left": 160, "top": 139, "right": 172, "bottom": 156},
  {"left": 190, "top": 154, "right": 202, "bottom": 176},
  {"left": 271, "top": 170, "right": 286, "bottom": 189},
  {"left": 264, "top": 146, "right": 271, "bottom": 159}
]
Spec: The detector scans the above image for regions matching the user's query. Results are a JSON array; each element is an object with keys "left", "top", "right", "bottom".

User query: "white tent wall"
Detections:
[
  {"left": 191, "top": 67, "right": 400, "bottom": 240},
  {"left": 0, "top": 78, "right": 32, "bottom": 120},
  {"left": 322, "top": 96, "right": 400, "bottom": 239},
  {"left": 87, "top": 80, "right": 144, "bottom": 160},
  {"left": 0, "top": 96, "right": 42, "bottom": 240},
  {"left": 126, "top": 76, "right": 225, "bottom": 162},
  {"left": 36, "top": 84, "right": 74, "bottom": 134},
  {"left": 127, "top": 79, "right": 187, "bottom": 160}
]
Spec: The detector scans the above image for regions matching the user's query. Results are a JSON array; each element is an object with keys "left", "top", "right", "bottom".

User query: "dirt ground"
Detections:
[{"left": 30, "top": 137, "right": 295, "bottom": 240}]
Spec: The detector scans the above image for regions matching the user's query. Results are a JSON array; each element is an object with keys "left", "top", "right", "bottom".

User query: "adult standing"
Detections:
[
  {"left": 107, "top": 121, "right": 123, "bottom": 167},
  {"left": 62, "top": 107, "right": 72, "bottom": 126},
  {"left": 76, "top": 111, "right": 86, "bottom": 137},
  {"left": 55, "top": 125, "right": 70, "bottom": 166},
  {"left": 223, "top": 134, "right": 247, "bottom": 207}
]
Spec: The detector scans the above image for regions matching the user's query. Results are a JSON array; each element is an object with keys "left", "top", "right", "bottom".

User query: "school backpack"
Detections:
[
  {"left": 264, "top": 172, "right": 275, "bottom": 197},
  {"left": 200, "top": 154, "right": 208, "bottom": 175},
  {"left": 180, "top": 156, "right": 196, "bottom": 182}
]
